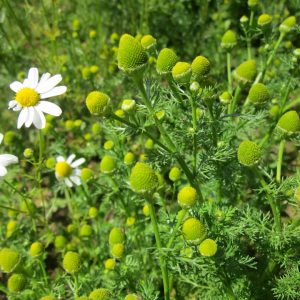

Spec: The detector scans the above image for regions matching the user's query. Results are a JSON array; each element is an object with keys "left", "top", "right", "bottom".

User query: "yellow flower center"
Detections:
[
  {"left": 15, "top": 87, "right": 40, "bottom": 107},
  {"left": 55, "top": 161, "right": 72, "bottom": 178}
]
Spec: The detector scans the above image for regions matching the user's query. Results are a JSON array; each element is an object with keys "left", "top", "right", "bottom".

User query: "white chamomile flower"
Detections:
[
  {"left": 0, "top": 133, "right": 18, "bottom": 177},
  {"left": 55, "top": 154, "right": 85, "bottom": 187},
  {"left": 8, "top": 67, "right": 67, "bottom": 129}
]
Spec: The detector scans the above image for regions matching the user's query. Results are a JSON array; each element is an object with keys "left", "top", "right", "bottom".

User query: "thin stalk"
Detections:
[
  {"left": 276, "top": 140, "right": 285, "bottom": 183},
  {"left": 167, "top": 209, "right": 186, "bottom": 248},
  {"left": 72, "top": 274, "right": 79, "bottom": 298},
  {"left": 38, "top": 259, "right": 48, "bottom": 285},
  {"left": 228, "top": 85, "right": 241, "bottom": 114},
  {"left": 148, "top": 201, "right": 170, "bottom": 300},
  {"left": 226, "top": 52, "right": 232, "bottom": 93},
  {"left": 166, "top": 75, "right": 183, "bottom": 103},
  {"left": 189, "top": 95, "right": 198, "bottom": 175}
]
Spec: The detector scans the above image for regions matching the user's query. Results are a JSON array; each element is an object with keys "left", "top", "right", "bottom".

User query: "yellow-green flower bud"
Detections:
[
  {"left": 109, "top": 228, "right": 125, "bottom": 246},
  {"left": 190, "top": 81, "right": 200, "bottom": 92},
  {"left": 63, "top": 251, "right": 80, "bottom": 273},
  {"left": 81, "top": 168, "right": 94, "bottom": 181},
  {"left": 124, "top": 294, "right": 141, "bottom": 300},
  {"left": 121, "top": 99, "right": 136, "bottom": 111},
  {"left": 221, "top": 30, "right": 237, "bottom": 50},
  {"left": 88, "top": 207, "right": 98, "bottom": 218},
  {"left": 54, "top": 235, "right": 67, "bottom": 250},
  {"left": 156, "top": 110, "right": 165, "bottom": 120},
  {"left": 100, "top": 155, "right": 116, "bottom": 174},
  {"left": 279, "top": 16, "right": 296, "bottom": 33},
  {"left": 145, "top": 138, "right": 154, "bottom": 149},
  {"left": 126, "top": 216, "right": 136, "bottom": 226},
  {"left": 72, "top": 19, "right": 80, "bottom": 31},
  {"left": 104, "top": 258, "right": 116, "bottom": 270},
  {"left": 240, "top": 15, "right": 249, "bottom": 23},
  {"left": 156, "top": 48, "right": 179, "bottom": 75},
  {"left": 67, "top": 224, "right": 74, "bottom": 233},
  {"left": 237, "top": 140, "right": 261, "bottom": 166},
  {"left": 124, "top": 152, "right": 135, "bottom": 165},
  {"left": 79, "top": 224, "right": 92, "bottom": 237},
  {"left": 247, "top": 83, "right": 270, "bottom": 104},
  {"left": 86, "top": 91, "right": 110, "bottom": 116},
  {"left": 172, "top": 62, "right": 192, "bottom": 84},
  {"left": 177, "top": 186, "right": 197, "bottom": 209},
  {"left": 191, "top": 56, "right": 210, "bottom": 81},
  {"left": 198, "top": 238, "right": 218, "bottom": 257},
  {"left": 7, "top": 273, "right": 26, "bottom": 292},
  {"left": 130, "top": 162, "right": 158, "bottom": 193},
  {"left": 46, "top": 157, "right": 56, "bottom": 169},
  {"left": 115, "top": 109, "right": 125, "bottom": 118},
  {"left": 276, "top": 110, "right": 300, "bottom": 135},
  {"left": 234, "top": 60, "right": 257, "bottom": 83},
  {"left": 23, "top": 148, "right": 33, "bottom": 158},
  {"left": 111, "top": 243, "right": 125, "bottom": 259},
  {"left": 65, "top": 120, "right": 74, "bottom": 130},
  {"left": 0, "top": 248, "right": 20, "bottom": 273},
  {"left": 182, "top": 218, "right": 206, "bottom": 245},
  {"left": 141, "top": 34, "right": 156, "bottom": 51},
  {"left": 89, "top": 288, "right": 110, "bottom": 300},
  {"left": 90, "top": 65, "right": 99, "bottom": 73},
  {"left": 258, "top": 14, "right": 272, "bottom": 26},
  {"left": 117, "top": 34, "right": 148, "bottom": 75},
  {"left": 29, "top": 242, "right": 43, "bottom": 257},
  {"left": 169, "top": 166, "right": 181, "bottom": 182},
  {"left": 142, "top": 204, "right": 150, "bottom": 216},
  {"left": 294, "top": 48, "right": 300, "bottom": 57},
  {"left": 92, "top": 123, "right": 101, "bottom": 134},
  {"left": 104, "top": 140, "right": 114, "bottom": 150},
  {"left": 219, "top": 91, "right": 232, "bottom": 104}
]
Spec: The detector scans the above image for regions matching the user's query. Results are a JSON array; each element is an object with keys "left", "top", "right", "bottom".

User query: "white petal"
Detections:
[
  {"left": 0, "top": 166, "right": 7, "bottom": 177},
  {"left": 27, "top": 68, "right": 39, "bottom": 88},
  {"left": 13, "top": 104, "right": 22, "bottom": 111},
  {"left": 32, "top": 108, "right": 46, "bottom": 129},
  {"left": 8, "top": 100, "right": 18, "bottom": 109},
  {"left": 71, "top": 158, "right": 85, "bottom": 168},
  {"left": 65, "top": 178, "right": 73, "bottom": 187},
  {"left": 23, "top": 78, "right": 35, "bottom": 89},
  {"left": 36, "top": 74, "right": 62, "bottom": 94},
  {"left": 9, "top": 81, "right": 23, "bottom": 93},
  {"left": 17, "top": 108, "right": 29, "bottom": 129},
  {"left": 25, "top": 107, "right": 34, "bottom": 127},
  {"left": 75, "top": 169, "right": 81, "bottom": 176},
  {"left": 0, "top": 154, "right": 18, "bottom": 166},
  {"left": 37, "top": 101, "right": 62, "bottom": 116},
  {"left": 56, "top": 156, "right": 65, "bottom": 162},
  {"left": 0, "top": 133, "right": 3, "bottom": 144},
  {"left": 70, "top": 176, "right": 81, "bottom": 186},
  {"left": 67, "top": 154, "right": 76, "bottom": 164},
  {"left": 40, "top": 86, "right": 67, "bottom": 99}
]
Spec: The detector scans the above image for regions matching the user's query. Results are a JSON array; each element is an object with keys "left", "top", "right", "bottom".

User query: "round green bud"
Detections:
[
  {"left": 269, "top": 105, "right": 280, "bottom": 118},
  {"left": 111, "top": 243, "right": 125, "bottom": 259},
  {"left": 92, "top": 123, "right": 101, "bottom": 134},
  {"left": 81, "top": 168, "right": 94, "bottom": 181},
  {"left": 180, "top": 247, "right": 193, "bottom": 258},
  {"left": 126, "top": 216, "right": 136, "bottom": 226},
  {"left": 3, "top": 131, "right": 16, "bottom": 145},
  {"left": 240, "top": 15, "right": 249, "bottom": 23},
  {"left": 190, "top": 81, "right": 200, "bottom": 92},
  {"left": 191, "top": 56, "right": 210, "bottom": 81},
  {"left": 234, "top": 60, "right": 257, "bottom": 83},
  {"left": 100, "top": 155, "right": 116, "bottom": 174},
  {"left": 219, "top": 91, "right": 232, "bottom": 104},
  {"left": 90, "top": 64, "right": 99, "bottom": 73},
  {"left": 86, "top": 91, "right": 110, "bottom": 116},
  {"left": 247, "top": 83, "right": 270, "bottom": 104},
  {"left": 169, "top": 166, "right": 181, "bottom": 182},
  {"left": 84, "top": 133, "right": 92, "bottom": 141},
  {"left": 221, "top": 30, "right": 237, "bottom": 50},
  {"left": 29, "top": 242, "right": 43, "bottom": 257},
  {"left": 7, "top": 220, "right": 17, "bottom": 232},
  {"left": 109, "top": 228, "right": 125, "bottom": 246},
  {"left": 177, "top": 186, "right": 197, "bottom": 209},
  {"left": 248, "top": 0, "right": 258, "bottom": 7},
  {"left": 115, "top": 109, "right": 125, "bottom": 118},
  {"left": 279, "top": 16, "right": 296, "bottom": 33},
  {"left": 79, "top": 224, "right": 92, "bottom": 237},
  {"left": 141, "top": 34, "right": 156, "bottom": 51},
  {"left": 40, "top": 296, "right": 56, "bottom": 300},
  {"left": 23, "top": 148, "right": 33, "bottom": 158},
  {"left": 237, "top": 140, "right": 262, "bottom": 166},
  {"left": 142, "top": 204, "right": 150, "bottom": 216},
  {"left": 65, "top": 120, "right": 74, "bottom": 130},
  {"left": 0, "top": 248, "right": 20, "bottom": 273},
  {"left": 145, "top": 138, "right": 154, "bottom": 149},
  {"left": 88, "top": 207, "right": 98, "bottom": 218},
  {"left": 121, "top": 99, "right": 136, "bottom": 111},
  {"left": 117, "top": 34, "right": 148, "bottom": 74},
  {"left": 45, "top": 157, "right": 56, "bottom": 169},
  {"left": 104, "top": 258, "right": 116, "bottom": 270},
  {"left": 124, "top": 294, "right": 141, "bottom": 300},
  {"left": 63, "top": 251, "right": 80, "bottom": 273},
  {"left": 7, "top": 273, "right": 26, "bottom": 292},
  {"left": 198, "top": 238, "right": 218, "bottom": 257},
  {"left": 277, "top": 110, "right": 300, "bottom": 134},
  {"left": 74, "top": 119, "right": 83, "bottom": 127},
  {"left": 258, "top": 14, "right": 272, "bottom": 26},
  {"left": 104, "top": 140, "right": 114, "bottom": 150},
  {"left": 130, "top": 162, "right": 158, "bottom": 193},
  {"left": 67, "top": 224, "right": 74, "bottom": 233},
  {"left": 54, "top": 235, "right": 67, "bottom": 250},
  {"left": 156, "top": 110, "right": 165, "bottom": 120},
  {"left": 182, "top": 218, "right": 206, "bottom": 245},
  {"left": 294, "top": 48, "right": 300, "bottom": 57},
  {"left": 156, "top": 48, "right": 179, "bottom": 75},
  {"left": 124, "top": 152, "right": 135, "bottom": 165},
  {"left": 172, "top": 62, "right": 192, "bottom": 84},
  {"left": 89, "top": 288, "right": 110, "bottom": 300}
]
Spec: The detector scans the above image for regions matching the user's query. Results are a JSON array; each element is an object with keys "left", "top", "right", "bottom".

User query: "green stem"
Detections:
[
  {"left": 226, "top": 52, "right": 232, "bottom": 93},
  {"left": 167, "top": 209, "right": 186, "bottom": 248},
  {"left": 148, "top": 201, "right": 170, "bottom": 300},
  {"left": 166, "top": 75, "right": 183, "bottom": 103},
  {"left": 228, "top": 85, "right": 241, "bottom": 114},
  {"left": 276, "top": 140, "right": 285, "bottom": 183},
  {"left": 73, "top": 274, "right": 79, "bottom": 298},
  {"left": 189, "top": 95, "right": 198, "bottom": 175},
  {"left": 38, "top": 259, "right": 48, "bottom": 285}
]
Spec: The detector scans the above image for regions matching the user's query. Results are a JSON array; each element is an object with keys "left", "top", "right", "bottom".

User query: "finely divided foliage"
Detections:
[{"left": 0, "top": 0, "right": 300, "bottom": 299}]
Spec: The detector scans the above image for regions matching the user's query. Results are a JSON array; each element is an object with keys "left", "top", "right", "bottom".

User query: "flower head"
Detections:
[
  {"left": 198, "top": 238, "right": 218, "bottom": 257},
  {"left": 63, "top": 251, "right": 80, "bottom": 273},
  {"left": 86, "top": 91, "right": 110, "bottom": 116},
  {"left": 221, "top": 30, "right": 237, "bottom": 50},
  {"left": 8, "top": 67, "right": 65, "bottom": 129},
  {"left": 277, "top": 111, "right": 300, "bottom": 135},
  {"left": 109, "top": 227, "right": 125, "bottom": 246},
  {"left": 0, "top": 133, "right": 18, "bottom": 177},
  {"left": 247, "top": 83, "right": 270, "bottom": 104},
  {"left": 258, "top": 14, "right": 272, "bottom": 26},
  {"left": 0, "top": 248, "right": 20, "bottom": 273},
  {"left": 156, "top": 48, "right": 179, "bottom": 75},
  {"left": 177, "top": 186, "right": 197, "bottom": 209},
  {"left": 237, "top": 140, "right": 261, "bottom": 166},
  {"left": 172, "top": 62, "right": 192, "bottom": 84},
  {"left": 279, "top": 16, "right": 296, "bottom": 33},
  {"left": 182, "top": 218, "right": 206, "bottom": 245},
  {"left": 7, "top": 273, "right": 26, "bottom": 292},
  {"left": 191, "top": 56, "right": 210, "bottom": 81},
  {"left": 89, "top": 288, "right": 110, "bottom": 300},
  {"left": 55, "top": 154, "right": 85, "bottom": 187},
  {"left": 234, "top": 60, "right": 257, "bottom": 83}
]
